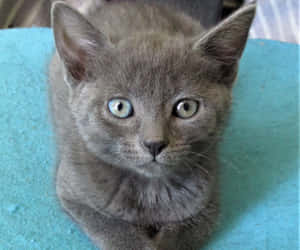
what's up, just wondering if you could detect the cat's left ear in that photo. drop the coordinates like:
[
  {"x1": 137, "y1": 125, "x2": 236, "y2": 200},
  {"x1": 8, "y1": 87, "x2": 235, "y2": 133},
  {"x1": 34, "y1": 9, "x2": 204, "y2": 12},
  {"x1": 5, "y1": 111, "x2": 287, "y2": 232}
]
[
  {"x1": 193, "y1": 3, "x2": 256, "y2": 65},
  {"x1": 51, "y1": 1, "x2": 110, "y2": 85}
]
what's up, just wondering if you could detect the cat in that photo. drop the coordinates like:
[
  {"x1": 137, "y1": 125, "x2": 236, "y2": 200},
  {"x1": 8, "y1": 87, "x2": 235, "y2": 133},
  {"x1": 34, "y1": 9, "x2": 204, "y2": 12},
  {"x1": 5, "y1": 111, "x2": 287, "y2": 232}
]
[{"x1": 48, "y1": 1, "x2": 256, "y2": 249}]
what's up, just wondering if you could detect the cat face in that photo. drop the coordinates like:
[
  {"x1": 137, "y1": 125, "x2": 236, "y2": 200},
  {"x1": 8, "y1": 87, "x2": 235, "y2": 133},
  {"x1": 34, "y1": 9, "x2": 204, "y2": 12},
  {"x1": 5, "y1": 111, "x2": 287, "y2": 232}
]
[
  {"x1": 70, "y1": 43, "x2": 232, "y2": 177},
  {"x1": 52, "y1": 2, "x2": 255, "y2": 177}
]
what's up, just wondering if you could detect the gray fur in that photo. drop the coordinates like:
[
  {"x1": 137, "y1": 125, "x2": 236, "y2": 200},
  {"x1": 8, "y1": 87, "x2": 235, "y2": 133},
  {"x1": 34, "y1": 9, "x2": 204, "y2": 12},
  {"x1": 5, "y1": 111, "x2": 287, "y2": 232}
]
[{"x1": 49, "y1": 1, "x2": 256, "y2": 249}]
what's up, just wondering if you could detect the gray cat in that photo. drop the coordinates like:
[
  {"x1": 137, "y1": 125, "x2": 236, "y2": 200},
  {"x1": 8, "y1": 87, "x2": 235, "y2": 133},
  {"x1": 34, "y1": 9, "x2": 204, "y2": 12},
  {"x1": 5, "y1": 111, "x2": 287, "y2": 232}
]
[{"x1": 49, "y1": 1, "x2": 255, "y2": 249}]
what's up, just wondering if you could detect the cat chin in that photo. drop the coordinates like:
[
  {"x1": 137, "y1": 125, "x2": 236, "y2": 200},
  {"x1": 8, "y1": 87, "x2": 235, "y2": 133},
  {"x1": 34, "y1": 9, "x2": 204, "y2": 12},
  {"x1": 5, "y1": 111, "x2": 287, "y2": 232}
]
[{"x1": 131, "y1": 161, "x2": 166, "y2": 178}]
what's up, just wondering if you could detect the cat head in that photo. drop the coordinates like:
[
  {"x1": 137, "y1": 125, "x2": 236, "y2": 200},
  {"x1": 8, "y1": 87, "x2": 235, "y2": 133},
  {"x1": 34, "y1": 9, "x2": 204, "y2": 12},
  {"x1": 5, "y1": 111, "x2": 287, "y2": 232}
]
[{"x1": 51, "y1": 2, "x2": 255, "y2": 178}]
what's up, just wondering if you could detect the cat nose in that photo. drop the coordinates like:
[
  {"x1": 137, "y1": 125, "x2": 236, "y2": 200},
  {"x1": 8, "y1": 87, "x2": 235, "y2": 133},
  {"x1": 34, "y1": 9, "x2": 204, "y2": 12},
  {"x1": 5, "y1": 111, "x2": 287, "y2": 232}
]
[{"x1": 143, "y1": 140, "x2": 168, "y2": 157}]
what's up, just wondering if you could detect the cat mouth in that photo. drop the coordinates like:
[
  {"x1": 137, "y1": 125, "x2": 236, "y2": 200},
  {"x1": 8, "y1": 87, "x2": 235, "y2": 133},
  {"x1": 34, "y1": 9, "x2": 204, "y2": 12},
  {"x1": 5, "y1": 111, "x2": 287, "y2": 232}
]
[
  {"x1": 151, "y1": 157, "x2": 158, "y2": 163},
  {"x1": 136, "y1": 160, "x2": 165, "y2": 178},
  {"x1": 142, "y1": 160, "x2": 162, "y2": 168}
]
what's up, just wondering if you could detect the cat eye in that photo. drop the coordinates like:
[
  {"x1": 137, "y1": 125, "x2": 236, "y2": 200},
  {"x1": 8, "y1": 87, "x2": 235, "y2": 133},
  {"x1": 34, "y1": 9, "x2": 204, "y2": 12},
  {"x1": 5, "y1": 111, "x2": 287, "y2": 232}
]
[
  {"x1": 173, "y1": 99, "x2": 199, "y2": 119},
  {"x1": 108, "y1": 98, "x2": 133, "y2": 118}
]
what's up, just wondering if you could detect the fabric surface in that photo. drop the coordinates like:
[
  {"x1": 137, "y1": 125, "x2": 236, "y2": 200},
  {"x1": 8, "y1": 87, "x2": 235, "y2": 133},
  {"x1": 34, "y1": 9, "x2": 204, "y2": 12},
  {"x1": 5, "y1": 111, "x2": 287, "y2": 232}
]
[
  {"x1": 0, "y1": 28, "x2": 298, "y2": 250},
  {"x1": 246, "y1": 0, "x2": 299, "y2": 44}
]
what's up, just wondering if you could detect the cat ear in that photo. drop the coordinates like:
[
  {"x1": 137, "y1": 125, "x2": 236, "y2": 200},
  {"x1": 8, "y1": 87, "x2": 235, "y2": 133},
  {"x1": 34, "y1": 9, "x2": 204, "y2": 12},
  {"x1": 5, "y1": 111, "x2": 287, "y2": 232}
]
[
  {"x1": 51, "y1": 1, "x2": 109, "y2": 84},
  {"x1": 193, "y1": 3, "x2": 256, "y2": 65}
]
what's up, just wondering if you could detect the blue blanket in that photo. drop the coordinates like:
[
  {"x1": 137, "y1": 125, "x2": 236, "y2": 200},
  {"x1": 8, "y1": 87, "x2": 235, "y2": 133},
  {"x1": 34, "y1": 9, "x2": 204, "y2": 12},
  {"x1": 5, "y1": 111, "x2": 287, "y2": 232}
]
[{"x1": 0, "y1": 28, "x2": 298, "y2": 250}]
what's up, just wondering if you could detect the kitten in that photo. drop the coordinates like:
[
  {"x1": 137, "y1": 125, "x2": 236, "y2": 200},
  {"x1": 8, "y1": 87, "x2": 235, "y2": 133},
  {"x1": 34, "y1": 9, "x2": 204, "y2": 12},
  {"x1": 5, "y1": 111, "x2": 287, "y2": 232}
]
[{"x1": 49, "y1": 1, "x2": 255, "y2": 249}]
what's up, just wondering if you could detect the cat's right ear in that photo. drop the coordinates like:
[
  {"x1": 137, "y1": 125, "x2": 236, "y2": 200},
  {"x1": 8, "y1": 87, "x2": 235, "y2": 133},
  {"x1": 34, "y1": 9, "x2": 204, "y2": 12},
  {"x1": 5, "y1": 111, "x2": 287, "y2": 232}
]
[
  {"x1": 51, "y1": 1, "x2": 110, "y2": 85},
  {"x1": 192, "y1": 3, "x2": 256, "y2": 65}
]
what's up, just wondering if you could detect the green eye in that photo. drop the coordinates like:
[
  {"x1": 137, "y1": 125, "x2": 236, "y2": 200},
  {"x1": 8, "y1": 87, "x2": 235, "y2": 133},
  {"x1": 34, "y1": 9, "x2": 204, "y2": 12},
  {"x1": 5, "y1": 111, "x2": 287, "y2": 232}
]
[
  {"x1": 174, "y1": 99, "x2": 199, "y2": 119},
  {"x1": 108, "y1": 98, "x2": 133, "y2": 118}
]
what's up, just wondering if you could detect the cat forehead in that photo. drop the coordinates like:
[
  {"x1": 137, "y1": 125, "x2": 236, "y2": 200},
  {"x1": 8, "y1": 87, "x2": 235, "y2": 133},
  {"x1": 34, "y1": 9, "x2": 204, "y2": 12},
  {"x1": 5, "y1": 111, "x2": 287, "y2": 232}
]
[
  {"x1": 111, "y1": 48, "x2": 215, "y2": 88},
  {"x1": 93, "y1": 35, "x2": 220, "y2": 100}
]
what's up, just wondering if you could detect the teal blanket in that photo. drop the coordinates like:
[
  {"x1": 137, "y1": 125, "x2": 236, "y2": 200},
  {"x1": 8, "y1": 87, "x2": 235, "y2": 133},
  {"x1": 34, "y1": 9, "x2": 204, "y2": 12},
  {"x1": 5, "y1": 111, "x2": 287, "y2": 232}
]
[{"x1": 0, "y1": 28, "x2": 298, "y2": 249}]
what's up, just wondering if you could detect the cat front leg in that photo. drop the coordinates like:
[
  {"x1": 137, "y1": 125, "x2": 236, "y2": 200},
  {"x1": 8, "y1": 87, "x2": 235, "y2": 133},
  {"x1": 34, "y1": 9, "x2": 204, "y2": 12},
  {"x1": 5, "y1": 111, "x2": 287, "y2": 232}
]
[
  {"x1": 154, "y1": 224, "x2": 210, "y2": 250},
  {"x1": 59, "y1": 198, "x2": 157, "y2": 250},
  {"x1": 155, "y1": 200, "x2": 218, "y2": 250}
]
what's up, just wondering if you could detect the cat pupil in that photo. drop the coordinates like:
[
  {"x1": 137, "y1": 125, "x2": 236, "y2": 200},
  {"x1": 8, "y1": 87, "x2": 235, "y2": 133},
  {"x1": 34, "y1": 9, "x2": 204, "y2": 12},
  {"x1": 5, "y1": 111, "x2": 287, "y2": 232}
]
[
  {"x1": 117, "y1": 102, "x2": 123, "y2": 111},
  {"x1": 183, "y1": 102, "x2": 190, "y2": 111}
]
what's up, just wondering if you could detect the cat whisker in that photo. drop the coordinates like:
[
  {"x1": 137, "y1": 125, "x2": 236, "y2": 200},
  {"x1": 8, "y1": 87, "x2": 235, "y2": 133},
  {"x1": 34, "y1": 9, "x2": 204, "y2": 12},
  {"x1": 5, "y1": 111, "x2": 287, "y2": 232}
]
[
  {"x1": 184, "y1": 151, "x2": 211, "y2": 161},
  {"x1": 180, "y1": 160, "x2": 194, "y2": 175},
  {"x1": 183, "y1": 157, "x2": 210, "y2": 176},
  {"x1": 191, "y1": 164, "x2": 209, "y2": 176}
]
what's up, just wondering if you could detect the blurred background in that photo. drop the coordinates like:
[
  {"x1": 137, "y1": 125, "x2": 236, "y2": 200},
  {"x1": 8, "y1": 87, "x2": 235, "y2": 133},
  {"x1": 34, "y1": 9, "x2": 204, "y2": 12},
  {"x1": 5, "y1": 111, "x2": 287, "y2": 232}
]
[
  {"x1": 0, "y1": 0, "x2": 298, "y2": 44},
  {"x1": 0, "y1": 0, "x2": 242, "y2": 28}
]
